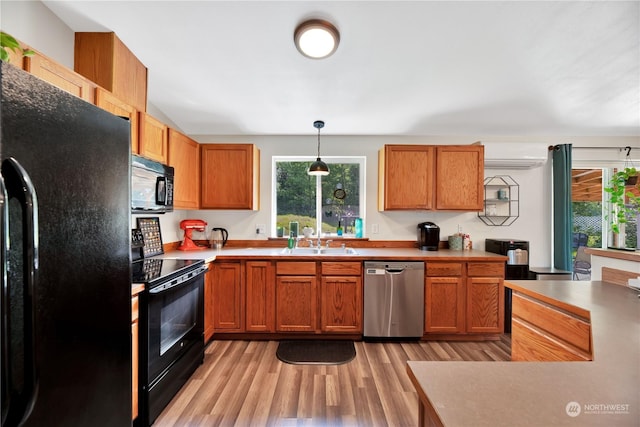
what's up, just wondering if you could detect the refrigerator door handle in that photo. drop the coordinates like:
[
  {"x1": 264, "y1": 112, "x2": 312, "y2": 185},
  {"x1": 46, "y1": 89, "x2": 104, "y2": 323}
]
[
  {"x1": 1, "y1": 177, "x2": 10, "y2": 426},
  {"x1": 1, "y1": 158, "x2": 39, "y2": 426}
]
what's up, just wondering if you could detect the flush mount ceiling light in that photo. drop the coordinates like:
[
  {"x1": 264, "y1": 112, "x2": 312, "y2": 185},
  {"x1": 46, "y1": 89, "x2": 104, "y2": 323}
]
[
  {"x1": 294, "y1": 19, "x2": 340, "y2": 59},
  {"x1": 308, "y1": 120, "x2": 329, "y2": 176}
]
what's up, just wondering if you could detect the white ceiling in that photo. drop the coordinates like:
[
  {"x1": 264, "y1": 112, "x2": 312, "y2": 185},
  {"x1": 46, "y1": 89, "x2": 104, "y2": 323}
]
[{"x1": 42, "y1": 0, "x2": 639, "y2": 137}]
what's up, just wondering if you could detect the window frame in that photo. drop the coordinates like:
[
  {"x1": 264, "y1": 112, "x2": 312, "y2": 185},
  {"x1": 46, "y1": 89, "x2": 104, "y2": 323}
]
[{"x1": 271, "y1": 155, "x2": 366, "y2": 237}]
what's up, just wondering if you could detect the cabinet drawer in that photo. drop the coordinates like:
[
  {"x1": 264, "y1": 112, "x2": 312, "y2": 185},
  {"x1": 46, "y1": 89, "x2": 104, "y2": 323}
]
[
  {"x1": 276, "y1": 261, "x2": 316, "y2": 276},
  {"x1": 511, "y1": 318, "x2": 591, "y2": 362},
  {"x1": 426, "y1": 262, "x2": 462, "y2": 277},
  {"x1": 512, "y1": 293, "x2": 591, "y2": 353},
  {"x1": 131, "y1": 295, "x2": 139, "y2": 322},
  {"x1": 467, "y1": 262, "x2": 504, "y2": 277},
  {"x1": 321, "y1": 262, "x2": 362, "y2": 276}
]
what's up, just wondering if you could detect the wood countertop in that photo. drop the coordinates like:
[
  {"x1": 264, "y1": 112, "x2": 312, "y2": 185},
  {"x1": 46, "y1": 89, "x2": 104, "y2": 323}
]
[
  {"x1": 407, "y1": 280, "x2": 640, "y2": 426},
  {"x1": 160, "y1": 247, "x2": 507, "y2": 262}
]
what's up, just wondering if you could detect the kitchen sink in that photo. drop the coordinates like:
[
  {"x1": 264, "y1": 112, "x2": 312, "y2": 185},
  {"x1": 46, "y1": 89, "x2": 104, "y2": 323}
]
[{"x1": 281, "y1": 247, "x2": 359, "y2": 255}]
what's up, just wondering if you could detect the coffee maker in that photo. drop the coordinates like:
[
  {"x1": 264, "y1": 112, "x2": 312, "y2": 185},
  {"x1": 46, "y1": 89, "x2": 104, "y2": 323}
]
[{"x1": 417, "y1": 222, "x2": 440, "y2": 251}]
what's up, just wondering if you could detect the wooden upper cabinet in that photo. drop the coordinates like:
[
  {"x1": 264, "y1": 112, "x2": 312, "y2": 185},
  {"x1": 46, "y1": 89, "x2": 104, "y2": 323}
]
[
  {"x1": 95, "y1": 88, "x2": 139, "y2": 153},
  {"x1": 378, "y1": 145, "x2": 435, "y2": 210},
  {"x1": 378, "y1": 144, "x2": 484, "y2": 211},
  {"x1": 168, "y1": 129, "x2": 200, "y2": 209},
  {"x1": 436, "y1": 145, "x2": 484, "y2": 210},
  {"x1": 74, "y1": 32, "x2": 148, "y2": 112},
  {"x1": 25, "y1": 49, "x2": 97, "y2": 103},
  {"x1": 200, "y1": 144, "x2": 260, "y2": 210},
  {"x1": 139, "y1": 112, "x2": 168, "y2": 163}
]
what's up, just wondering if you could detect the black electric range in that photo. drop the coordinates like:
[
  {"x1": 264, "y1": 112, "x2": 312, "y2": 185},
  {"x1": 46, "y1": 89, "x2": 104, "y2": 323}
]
[{"x1": 131, "y1": 257, "x2": 205, "y2": 288}]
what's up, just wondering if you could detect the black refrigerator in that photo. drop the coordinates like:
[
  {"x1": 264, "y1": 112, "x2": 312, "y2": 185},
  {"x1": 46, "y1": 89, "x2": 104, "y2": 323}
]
[{"x1": 1, "y1": 62, "x2": 132, "y2": 426}]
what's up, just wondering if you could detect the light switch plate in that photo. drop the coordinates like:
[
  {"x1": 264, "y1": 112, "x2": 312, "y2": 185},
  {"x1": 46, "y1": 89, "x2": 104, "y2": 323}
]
[
  {"x1": 371, "y1": 223, "x2": 379, "y2": 234},
  {"x1": 256, "y1": 224, "x2": 266, "y2": 235}
]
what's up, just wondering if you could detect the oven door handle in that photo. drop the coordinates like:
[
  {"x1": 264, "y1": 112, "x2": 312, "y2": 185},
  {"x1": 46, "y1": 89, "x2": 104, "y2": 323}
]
[{"x1": 148, "y1": 265, "x2": 208, "y2": 294}]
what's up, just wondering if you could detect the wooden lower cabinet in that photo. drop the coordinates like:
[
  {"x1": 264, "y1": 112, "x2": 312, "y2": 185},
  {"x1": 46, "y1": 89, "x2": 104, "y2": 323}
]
[
  {"x1": 246, "y1": 261, "x2": 275, "y2": 332},
  {"x1": 204, "y1": 262, "x2": 215, "y2": 343},
  {"x1": 276, "y1": 276, "x2": 317, "y2": 332},
  {"x1": 466, "y1": 277, "x2": 503, "y2": 333},
  {"x1": 425, "y1": 261, "x2": 503, "y2": 337},
  {"x1": 425, "y1": 276, "x2": 465, "y2": 333},
  {"x1": 511, "y1": 292, "x2": 591, "y2": 361},
  {"x1": 320, "y1": 276, "x2": 362, "y2": 333},
  {"x1": 212, "y1": 261, "x2": 244, "y2": 332}
]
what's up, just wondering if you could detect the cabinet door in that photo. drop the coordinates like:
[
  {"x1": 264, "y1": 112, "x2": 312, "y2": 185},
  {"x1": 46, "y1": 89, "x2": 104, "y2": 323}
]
[
  {"x1": 466, "y1": 277, "x2": 503, "y2": 334},
  {"x1": 212, "y1": 262, "x2": 244, "y2": 332},
  {"x1": 246, "y1": 261, "x2": 275, "y2": 332},
  {"x1": 75, "y1": 32, "x2": 148, "y2": 112},
  {"x1": 425, "y1": 277, "x2": 465, "y2": 333},
  {"x1": 203, "y1": 263, "x2": 215, "y2": 343},
  {"x1": 139, "y1": 112, "x2": 168, "y2": 163},
  {"x1": 168, "y1": 129, "x2": 200, "y2": 209},
  {"x1": 276, "y1": 276, "x2": 317, "y2": 332},
  {"x1": 200, "y1": 144, "x2": 260, "y2": 210},
  {"x1": 95, "y1": 88, "x2": 139, "y2": 153},
  {"x1": 25, "y1": 51, "x2": 97, "y2": 103},
  {"x1": 378, "y1": 145, "x2": 434, "y2": 210},
  {"x1": 435, "y1": 145, "x2": 484, "y2": 210},
  {"x1": 320, "y1": 276, "x2": 362, "y2": 333}
]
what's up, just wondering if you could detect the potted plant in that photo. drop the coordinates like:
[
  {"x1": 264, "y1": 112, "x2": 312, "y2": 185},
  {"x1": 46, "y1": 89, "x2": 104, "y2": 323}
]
[
  {"x1": 1, "y1": 31, "x2": 34, "y2": 63},
  {"x1": 604, "y1": 167, "x2": 640, "y2": 248}
]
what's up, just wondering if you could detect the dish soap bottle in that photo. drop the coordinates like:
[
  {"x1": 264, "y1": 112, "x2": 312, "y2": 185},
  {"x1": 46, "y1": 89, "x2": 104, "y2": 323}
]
[
  {"x1": 337, "y1": 220, "x2": 343, "y2": 236},
  {"x1": 287, "y1": 232, "x2": 295, "y2": 249}
]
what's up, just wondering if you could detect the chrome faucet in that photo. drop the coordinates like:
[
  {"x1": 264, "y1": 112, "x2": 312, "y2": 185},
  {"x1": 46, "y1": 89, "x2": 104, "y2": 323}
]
[{"x1": 325, "y1": 239, "x2": 333, "y2": 248}]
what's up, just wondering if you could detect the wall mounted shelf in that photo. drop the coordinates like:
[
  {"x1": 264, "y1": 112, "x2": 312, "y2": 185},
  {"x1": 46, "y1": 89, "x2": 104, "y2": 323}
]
[{"x1": 478, "y1": 175, "x2": 519, "y2": 226}]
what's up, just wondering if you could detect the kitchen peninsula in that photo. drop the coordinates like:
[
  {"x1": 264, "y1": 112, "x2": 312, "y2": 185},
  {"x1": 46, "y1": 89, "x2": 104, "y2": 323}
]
[{"x1": 407, "y1": 279, "x2": 640, "y2": 426}]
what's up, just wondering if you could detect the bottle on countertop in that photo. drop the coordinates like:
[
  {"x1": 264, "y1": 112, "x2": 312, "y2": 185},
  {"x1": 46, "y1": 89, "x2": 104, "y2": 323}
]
[
  {"x1": 287, "y1": 232, "x2": 295, "y2": 249},
  {"x1": 337, "y1": 220, "x2": 343, "y2": 236}
]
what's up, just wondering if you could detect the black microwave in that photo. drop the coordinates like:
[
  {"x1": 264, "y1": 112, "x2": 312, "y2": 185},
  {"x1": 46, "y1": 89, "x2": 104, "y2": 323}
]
[{"x1": 131, "y1": 154, "x2": 174, "y2": 213}]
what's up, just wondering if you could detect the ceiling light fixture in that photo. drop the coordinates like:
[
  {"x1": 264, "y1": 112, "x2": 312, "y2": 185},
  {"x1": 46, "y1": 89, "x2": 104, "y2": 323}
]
[
  {"x1": 294, "y1": 19, "x2": 340, "y2": 59},
  {"x1": 308, "y1": 120, "x2": 329, "y2": 176}
]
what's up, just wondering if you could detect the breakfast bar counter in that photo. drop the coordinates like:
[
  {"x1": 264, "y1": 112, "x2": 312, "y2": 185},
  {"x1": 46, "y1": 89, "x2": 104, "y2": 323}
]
[{"x1": 407, "y1": 280, "x2": 640, "y2": 426}]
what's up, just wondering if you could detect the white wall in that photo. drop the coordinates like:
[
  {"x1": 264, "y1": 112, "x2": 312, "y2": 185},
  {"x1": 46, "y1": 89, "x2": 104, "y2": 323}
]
[
  {"x1": 1, "y1": 1, "x2": 74, "y2": 68},
  {"x1": 5, "y1": 1, "x2": 639, "y2": 268}
]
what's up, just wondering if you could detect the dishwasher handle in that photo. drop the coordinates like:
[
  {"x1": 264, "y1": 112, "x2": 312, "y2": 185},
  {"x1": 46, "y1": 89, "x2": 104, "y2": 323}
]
[{"x1": 385, "y1": 268, "x2": 405, "y2": 274}]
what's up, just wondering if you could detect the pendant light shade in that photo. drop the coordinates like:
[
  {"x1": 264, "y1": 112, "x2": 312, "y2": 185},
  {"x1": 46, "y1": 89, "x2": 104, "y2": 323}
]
[{"x1": 308, "y1": 120, "x2": 329, "y2": 176}]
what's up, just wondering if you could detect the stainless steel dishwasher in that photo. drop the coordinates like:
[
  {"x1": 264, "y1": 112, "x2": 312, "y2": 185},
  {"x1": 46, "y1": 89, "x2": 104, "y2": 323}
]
[{"x1": 363, "y1": 261, "x2": 425, "y2": 338}]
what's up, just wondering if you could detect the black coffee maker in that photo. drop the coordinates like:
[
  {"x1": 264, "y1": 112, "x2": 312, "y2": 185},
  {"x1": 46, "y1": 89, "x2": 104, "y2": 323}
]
[{"x1": 417, "y1": 222, "x2": 440, "y2": 251}]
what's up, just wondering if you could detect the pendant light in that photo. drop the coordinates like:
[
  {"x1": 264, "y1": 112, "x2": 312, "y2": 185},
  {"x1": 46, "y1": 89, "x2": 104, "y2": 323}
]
[{"x1": 308, "y1": 120, "x2": 329, "y2": 176}]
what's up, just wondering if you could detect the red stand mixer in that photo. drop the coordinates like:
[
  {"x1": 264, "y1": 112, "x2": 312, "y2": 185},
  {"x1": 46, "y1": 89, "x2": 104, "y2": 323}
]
[{"x1": 178, "y1": 219, "x2": 208, "y2": 251}]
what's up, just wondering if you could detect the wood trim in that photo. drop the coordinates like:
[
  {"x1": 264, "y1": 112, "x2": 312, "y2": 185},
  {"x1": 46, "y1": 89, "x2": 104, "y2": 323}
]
[
  {"x1": 602, "y1": 267, "x2": 638, "y2": 287},
  {"x1": 585, "y1": 247, "x2": 640, "y2": 262},
  {"x1": 506, "y1": 283, "x2": 591, "y2": 320}
]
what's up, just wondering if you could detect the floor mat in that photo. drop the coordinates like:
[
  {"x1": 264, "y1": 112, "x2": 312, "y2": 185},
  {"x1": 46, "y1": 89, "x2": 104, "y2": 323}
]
[{"x1": 276, "y1": 340, "x2": 356, "y2": 365}]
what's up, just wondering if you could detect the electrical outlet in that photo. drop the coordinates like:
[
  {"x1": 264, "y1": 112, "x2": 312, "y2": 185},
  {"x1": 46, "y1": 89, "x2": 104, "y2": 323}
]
[
  {"x1": 371, "y1": 223, "x2": 379, "y2": 234},
  {"x1": 256, "y1": 224, "x2": 266, "y2": 235}
]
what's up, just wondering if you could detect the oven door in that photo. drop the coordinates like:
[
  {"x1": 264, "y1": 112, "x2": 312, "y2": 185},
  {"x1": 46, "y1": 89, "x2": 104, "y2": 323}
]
[{"x1": 146, "y1": 266, "x2": 205, "y2": 383}]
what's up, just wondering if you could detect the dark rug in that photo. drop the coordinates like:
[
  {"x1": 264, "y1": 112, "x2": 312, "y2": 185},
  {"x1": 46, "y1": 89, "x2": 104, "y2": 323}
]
[{"x1": 276, "y1": 340, "x2": 356, "y2": 365}]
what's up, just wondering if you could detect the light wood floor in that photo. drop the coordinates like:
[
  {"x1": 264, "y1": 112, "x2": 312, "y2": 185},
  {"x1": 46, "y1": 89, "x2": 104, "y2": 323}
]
[{"x1": 154, "y1": 337, "x2": 511, "y2": 426}]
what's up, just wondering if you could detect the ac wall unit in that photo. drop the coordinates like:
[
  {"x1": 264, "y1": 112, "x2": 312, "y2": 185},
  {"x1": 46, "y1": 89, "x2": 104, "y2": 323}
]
[{"x1": 483, "y1": 142, "x2": 547, "y2": 170}]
